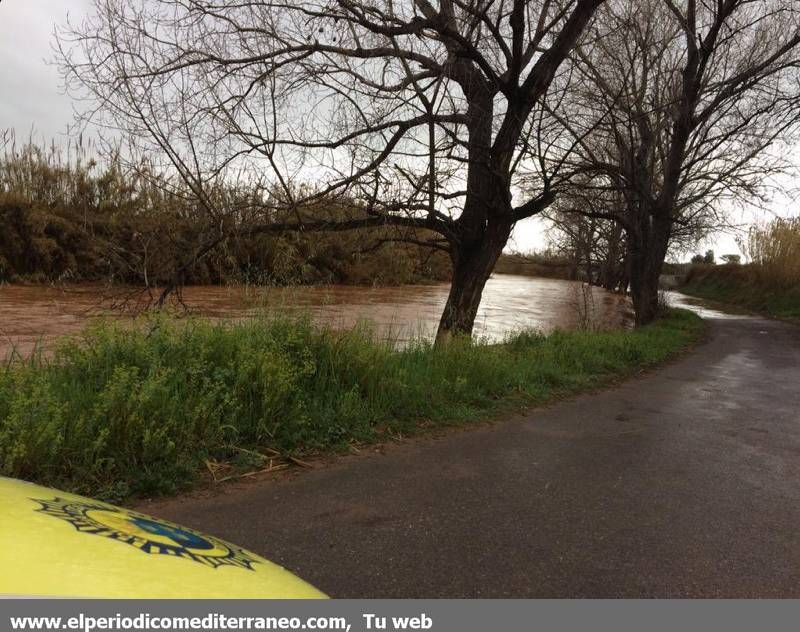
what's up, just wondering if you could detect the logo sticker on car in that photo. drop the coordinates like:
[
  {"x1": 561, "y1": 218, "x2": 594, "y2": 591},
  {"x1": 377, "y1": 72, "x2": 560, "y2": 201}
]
[{"x1": 33, "y1": 497, "x2": 260, "y2": 570}]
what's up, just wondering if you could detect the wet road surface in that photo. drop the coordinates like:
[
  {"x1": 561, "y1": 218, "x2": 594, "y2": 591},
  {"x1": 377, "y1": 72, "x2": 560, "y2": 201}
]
[{"x1": 141, "y1": 302, "x2": 800, "y2": 597}]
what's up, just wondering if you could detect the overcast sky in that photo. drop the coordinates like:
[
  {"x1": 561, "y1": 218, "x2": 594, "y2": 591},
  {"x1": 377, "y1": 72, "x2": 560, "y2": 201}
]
[
  {"x1": 0, "y1": 0, "x2": 794, "y2": 259},
  {"x1": 0, "y1": 1, "x2": 92, "y2": 139}
]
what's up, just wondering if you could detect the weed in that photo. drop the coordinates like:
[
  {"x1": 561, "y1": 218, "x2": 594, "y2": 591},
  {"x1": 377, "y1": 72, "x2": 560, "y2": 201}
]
[{"x1": 0, "y1": 310, "x2": 703, "y2": 502}]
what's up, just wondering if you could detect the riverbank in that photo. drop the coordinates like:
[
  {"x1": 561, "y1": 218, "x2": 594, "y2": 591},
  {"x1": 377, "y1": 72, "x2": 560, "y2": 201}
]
[
  {"x1": 0, "y1": 276, "x2": 632, "y2": 357},
  {"x1": 682, "y1": 264, "x2": 800, "y2": 323},
  {"x1": 0, "y1": 310, "x2": 703, "y2": 503}
]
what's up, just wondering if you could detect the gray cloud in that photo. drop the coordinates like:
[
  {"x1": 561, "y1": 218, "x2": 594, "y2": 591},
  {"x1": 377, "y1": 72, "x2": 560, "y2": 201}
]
[{"x1": 0, "y1": 0, "x2": 93, "y2": 140}]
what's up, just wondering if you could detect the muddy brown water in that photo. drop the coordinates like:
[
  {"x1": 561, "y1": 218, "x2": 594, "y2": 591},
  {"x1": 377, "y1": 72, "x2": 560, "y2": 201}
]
[{"x1": 0, "y1": 275, "x2": 632, "y2": 358}]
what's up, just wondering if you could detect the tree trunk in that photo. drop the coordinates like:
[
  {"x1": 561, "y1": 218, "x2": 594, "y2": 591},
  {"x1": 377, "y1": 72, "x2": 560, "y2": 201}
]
[
  {"x1": 435, "y1": 217, "x2": 512, "y2": 344},
  {"x1": 629, "y1": 254, "x2": 661, "y2": 325},
  {"x1": 627, "y1": 213, "x2": 671, "y2": 326},
  {"x1": 435, "y1": 85, "x2": 511, "y2": 345}
]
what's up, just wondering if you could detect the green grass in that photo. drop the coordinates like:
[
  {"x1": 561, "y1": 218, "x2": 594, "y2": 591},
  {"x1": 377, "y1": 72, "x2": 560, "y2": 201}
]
[
  {"x1": 0, "y1": 310, "x2": 703, "y2": 503},
  {"x1": 682, "y1": 264, "x2": 800, "y2": 322}
]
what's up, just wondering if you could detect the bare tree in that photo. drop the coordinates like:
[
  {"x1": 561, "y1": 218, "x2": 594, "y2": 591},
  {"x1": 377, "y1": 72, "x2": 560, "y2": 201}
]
[
  {"x1": 555, "y1": 0, "x2": 800, "y2": 324},
  {"x1": 545, "y1": 182, "x2": 630, "y2": 290},
  {"x1": 57, "y1": 0, "x2": 607, "y2": 342}
]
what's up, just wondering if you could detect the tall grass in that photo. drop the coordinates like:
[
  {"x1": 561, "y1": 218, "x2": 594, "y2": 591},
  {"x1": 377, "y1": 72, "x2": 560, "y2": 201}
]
[
  {"x1": 683, "y1": 217, "x2": 800, "y2": 320},
  {"x1": 0, "y1": 311, "x2": 703, "y2": 502},
  {"x1": 0, "y1": 134, "x2": 450, "y2": 286},
  {"x1": 746, "y1": 217, "x2": 800, "y2": 288}
]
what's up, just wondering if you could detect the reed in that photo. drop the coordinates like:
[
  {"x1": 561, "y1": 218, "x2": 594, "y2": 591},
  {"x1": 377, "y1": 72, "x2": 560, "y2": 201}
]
[
  {"x1": 0, "y1": 134, "x2": 451, "y2": 286},
  {"x1": 682, "y1": 217, "x2": 800, "y2": 320},
  {"x1": 746, "y1": 217, "x2": 800, "y2": 288}
]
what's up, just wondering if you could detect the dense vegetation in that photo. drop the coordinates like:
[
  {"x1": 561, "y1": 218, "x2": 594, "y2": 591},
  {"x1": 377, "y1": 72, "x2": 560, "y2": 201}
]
[
  {"x1": 682, "y1": 219, "x2": 800, "y2": 321},
  {"x1": 683, "y1": 265, "x2": 800, "y2": 321},
  {"x1": 1, "y1": 139, "x2": 585, "y2": 290},
  {"x1": 0, "y1": 310, "x2": 702, "y2": 503},
  {"x1": 0, "y1": 141, "x2": 450, "y2": 287},
  {"x1": 494, "y1": 252, "x2": 573, "y2": 280}
]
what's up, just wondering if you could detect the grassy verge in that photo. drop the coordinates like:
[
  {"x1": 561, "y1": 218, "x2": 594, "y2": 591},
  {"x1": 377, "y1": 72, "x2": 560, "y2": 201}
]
[
  {"x1": 682, "y1": 264, "x2": 800, "y2": 322},
  {"x1": 0, "y1": 310, "x2": 703, "y2": 503}
]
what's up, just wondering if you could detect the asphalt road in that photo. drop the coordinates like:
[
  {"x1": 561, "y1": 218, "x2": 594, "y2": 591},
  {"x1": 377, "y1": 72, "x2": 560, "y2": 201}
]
[{"x1": 142, "y1": 301, "x2": 800, "y2": 597}]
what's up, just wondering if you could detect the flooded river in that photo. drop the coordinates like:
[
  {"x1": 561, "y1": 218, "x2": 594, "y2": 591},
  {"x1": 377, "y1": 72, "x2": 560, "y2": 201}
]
[{"x1": 0, "y1": 275, "x2": 632, "y2": 357}]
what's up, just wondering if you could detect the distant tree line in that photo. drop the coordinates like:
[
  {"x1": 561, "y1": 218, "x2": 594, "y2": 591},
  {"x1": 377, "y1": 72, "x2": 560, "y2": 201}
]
[{"x1": 493, "y1": 251, "x2": 574, "y2": 280}]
